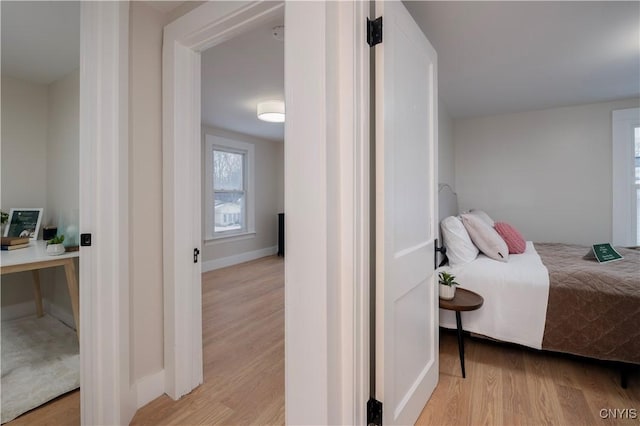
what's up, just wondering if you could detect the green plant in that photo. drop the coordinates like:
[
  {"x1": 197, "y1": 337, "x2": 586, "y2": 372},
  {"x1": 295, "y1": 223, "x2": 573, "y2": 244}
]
[
  {"x1": 48, "y1": 234, "x2": 65, "y2": 245},
  {"x1": 438, "y1": 271, "x2": 459, "y2": 287},
  {"x1": 1, "y1": 211, "x2": 8, "y2": 224}
]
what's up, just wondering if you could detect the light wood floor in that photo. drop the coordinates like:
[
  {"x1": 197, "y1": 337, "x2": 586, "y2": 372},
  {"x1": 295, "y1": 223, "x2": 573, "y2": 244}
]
[
  {"x1": 8, "y1": 256, "x2": 638, "y2": 425},
  {"x1": 417, "y1": 330, "x2": 640, "y2": 426},
  {"x1": 130, "y1": 255, "x2": 285, "y2": 425}
]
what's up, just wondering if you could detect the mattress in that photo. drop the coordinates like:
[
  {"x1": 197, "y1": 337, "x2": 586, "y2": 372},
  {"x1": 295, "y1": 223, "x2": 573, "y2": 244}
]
[{"x1": 440, "y1": 242, "x2": 640, "y2": 365}]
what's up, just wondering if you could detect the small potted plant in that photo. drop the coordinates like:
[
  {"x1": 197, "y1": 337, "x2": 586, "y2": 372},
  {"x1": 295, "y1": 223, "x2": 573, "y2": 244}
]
[
  {"x1": 438, "y1": 271, "x2": 459, "y2": 300},
  {"x1": 47, "y1": 234, "x2": 65, "y2": 256}
]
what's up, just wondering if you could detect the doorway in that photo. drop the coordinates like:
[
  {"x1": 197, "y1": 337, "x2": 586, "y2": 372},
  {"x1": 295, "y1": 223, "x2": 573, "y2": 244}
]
[
  {"x1": 1, "y1": 2, "x2": 81, "y2": 422},
  {"x1": 199, "y1": 14, "x2": 285, "y2": 422},
  {"x1": 1, "y1": 2, "x2": 132, "y2": 425},
  {"x1": 163, "y1": 2, "x2": 371, "y2": 423}
]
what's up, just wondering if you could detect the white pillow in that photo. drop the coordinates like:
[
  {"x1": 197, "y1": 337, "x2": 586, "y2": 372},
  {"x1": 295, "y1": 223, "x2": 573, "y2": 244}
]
[
  {"x1": 469, "y1": 209, "x2": 495, "y2": 227},
  {"x1": 440, "y1": 216, "x2": 479, "y2": 266},
  {"x1": 461, "y1": 213, "x2": 509, "y2": 262}
]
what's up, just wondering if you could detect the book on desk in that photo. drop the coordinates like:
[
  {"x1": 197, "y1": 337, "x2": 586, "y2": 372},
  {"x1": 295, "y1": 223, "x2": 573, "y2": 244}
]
[{"x1": 1, "y1": 237, "x2": 30, "y2": 250}]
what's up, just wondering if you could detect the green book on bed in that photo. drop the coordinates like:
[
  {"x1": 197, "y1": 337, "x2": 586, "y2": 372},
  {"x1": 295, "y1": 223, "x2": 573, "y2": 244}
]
[{"x1": 583, "y1": 243, "x2": 623, "y2": 263}]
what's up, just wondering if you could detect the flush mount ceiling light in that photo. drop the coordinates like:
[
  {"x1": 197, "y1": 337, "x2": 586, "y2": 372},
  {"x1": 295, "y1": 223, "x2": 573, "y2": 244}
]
[{"x1": 257, "y1": 100, "x2": 285, "y2": 123}]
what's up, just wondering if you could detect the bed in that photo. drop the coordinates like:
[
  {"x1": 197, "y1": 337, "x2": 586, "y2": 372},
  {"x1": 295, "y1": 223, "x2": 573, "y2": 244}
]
[{"x1": 437, "y1": 185, "x2": 640, "y2": 370}]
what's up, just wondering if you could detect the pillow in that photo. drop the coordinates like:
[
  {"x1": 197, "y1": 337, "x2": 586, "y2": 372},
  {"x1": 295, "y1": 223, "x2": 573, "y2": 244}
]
[
  {"x1": 469, "y1": 209, "x2": 495, "y2": 227},
  {"x1": 440, "y1": 216, "x2": 479, "y2": 266},
  {"x1": 460, "y1": 213, "x2": 509, "y2": 262},
  {"x1": 494, "y1": 222, "x2": 526, "y2": 254}
]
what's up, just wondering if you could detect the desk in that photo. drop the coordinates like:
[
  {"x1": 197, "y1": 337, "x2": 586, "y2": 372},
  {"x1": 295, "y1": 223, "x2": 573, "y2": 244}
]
[{"x1": 1, "y1": 241, "x2": 79, "y2": 338}]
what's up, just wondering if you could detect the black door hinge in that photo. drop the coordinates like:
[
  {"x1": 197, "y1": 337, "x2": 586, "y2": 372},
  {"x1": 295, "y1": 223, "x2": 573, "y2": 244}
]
[
  {"x1": 367, "y1": 16, "x2": 383, "y2": 47},
  {"x1": 367, "y1": 398, "x2": 383, "y2": 426},
  {"x1": 80, "y1": 233, "x2": 92, "y2": 247},
  {"x1": 194, "y1": 248, "x2": 200, "y2": 263}
]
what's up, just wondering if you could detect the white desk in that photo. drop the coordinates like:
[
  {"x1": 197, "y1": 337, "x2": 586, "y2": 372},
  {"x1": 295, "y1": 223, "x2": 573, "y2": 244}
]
[{"x1": 1, "y1": 241, "x2": 79, "y2": 338}]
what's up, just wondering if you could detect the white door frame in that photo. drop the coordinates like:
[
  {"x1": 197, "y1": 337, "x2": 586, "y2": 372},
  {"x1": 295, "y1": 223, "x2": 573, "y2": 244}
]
[
  {"x1": 79, "y1": 1, "x2": 135, "y2": 425},
  {"x1": 162, "y1": 1, "x2": 370, "y2": 423},
  {"x1": 612, "y1": 107, "x2": 640, "y2": 246}
]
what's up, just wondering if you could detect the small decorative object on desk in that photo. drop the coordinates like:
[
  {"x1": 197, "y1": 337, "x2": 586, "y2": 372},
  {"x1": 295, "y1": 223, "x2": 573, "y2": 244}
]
[
  {"x1": 438, "y1": 271, "x2": 459, "y2": 300},
  {"x1": 46, "y1": 234, "x2": 65, "y2": 256}
]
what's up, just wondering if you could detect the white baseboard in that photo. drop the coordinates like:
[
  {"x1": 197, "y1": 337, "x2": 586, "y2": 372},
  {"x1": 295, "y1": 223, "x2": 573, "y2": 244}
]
[
  {"x1": 44, "y1": 299, "x2": 76, "y2": 330},
  {"x1": 1, "y1": 300, "x2": 37, "y2": 321},
  {"x1": 202, "y1": 245, "x2": 278, "y2": 272},
  {"x1": 135, "y1": 369, "x2": 166, "y2": 409}
]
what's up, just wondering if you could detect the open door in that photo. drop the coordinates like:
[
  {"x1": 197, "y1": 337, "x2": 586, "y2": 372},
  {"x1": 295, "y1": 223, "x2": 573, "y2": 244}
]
[{"x1": 374, "y1": 1, "x2": 438, "y2": 425}]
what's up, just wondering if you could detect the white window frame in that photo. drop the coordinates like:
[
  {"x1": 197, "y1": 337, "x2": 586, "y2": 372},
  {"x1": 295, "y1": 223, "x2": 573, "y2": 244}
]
[
  {"x1": 612, "y1": 107, "x2": 640, "y2": 246},
  {"x1": 204, "y1": 133, "x2": 255, "y2": 240}
]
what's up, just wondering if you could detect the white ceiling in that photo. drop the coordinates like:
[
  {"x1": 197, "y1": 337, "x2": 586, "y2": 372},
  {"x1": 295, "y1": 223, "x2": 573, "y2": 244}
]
[
  {"x1": 201, "y1": 15, "x2": 285, "y2": 142},
  {"x1": 4, "y1": 2, "x2": 634, "y2": 133},
  {"x1": 404, "y1": 1, "x2": 640, "y2": 118},
  {"x1": 1, "y1": 1, "x2": 80, "y2": 85}
]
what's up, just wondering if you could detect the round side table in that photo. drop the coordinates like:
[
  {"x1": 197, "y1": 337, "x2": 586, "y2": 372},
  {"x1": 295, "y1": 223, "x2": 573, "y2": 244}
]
[{"x1": 439, "y1": 288, "x2": 484, "y2": 378}]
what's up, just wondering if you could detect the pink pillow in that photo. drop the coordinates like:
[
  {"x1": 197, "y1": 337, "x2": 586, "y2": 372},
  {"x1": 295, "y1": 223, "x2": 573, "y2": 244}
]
[
  {"x1": 494, "y1": 222, "x2": 526, "y2": 254},
  {"x1": 460, "y1": 213, "x2": 509, "y2": 262}
]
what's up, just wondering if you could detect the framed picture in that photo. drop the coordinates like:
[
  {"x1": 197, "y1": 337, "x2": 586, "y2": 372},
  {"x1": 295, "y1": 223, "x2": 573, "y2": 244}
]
[{"x1": 3, "y1": 208, "x2": 43, "y2": 240}]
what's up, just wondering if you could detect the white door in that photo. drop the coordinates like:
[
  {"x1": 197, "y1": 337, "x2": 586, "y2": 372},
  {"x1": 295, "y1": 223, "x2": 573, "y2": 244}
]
[{"x1": 375, "y1": 1, "x2": 439, "y2": 425}]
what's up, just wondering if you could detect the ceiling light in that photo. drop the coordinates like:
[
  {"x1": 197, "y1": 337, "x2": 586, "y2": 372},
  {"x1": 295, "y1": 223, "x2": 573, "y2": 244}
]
[{"x1": 257, "y1": 100, "x2": 285, "y2": 123}]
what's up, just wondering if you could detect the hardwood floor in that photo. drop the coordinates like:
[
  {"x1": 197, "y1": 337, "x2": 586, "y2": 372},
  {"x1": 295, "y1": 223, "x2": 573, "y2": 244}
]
[
  {"x1": 130, "y1": 255, "x2": 285, "y2": 425},
  {"x1": 6, "y1": 390, "x2": 80, "y2": 426},
  {"x1": 416, "y1": 330, "x2": 640, "y2": 426},
  {"x1": 8, "y1": 256, "x2": 638, "y2": 425}
]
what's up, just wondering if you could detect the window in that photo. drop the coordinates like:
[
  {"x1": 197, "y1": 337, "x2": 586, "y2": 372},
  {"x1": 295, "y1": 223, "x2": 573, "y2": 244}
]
[
  {"x1": 205, "y1": 134, "x2": 255, "y2": 240},
  {"x1": 612, "y1": 108, "x2": 640, "y2": 246}
]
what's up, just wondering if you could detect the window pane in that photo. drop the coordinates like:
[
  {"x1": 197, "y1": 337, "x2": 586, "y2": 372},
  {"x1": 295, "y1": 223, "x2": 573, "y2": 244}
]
[
  {"x1": 214, "y1": 191, "x2": 244, "y2": 232},
  {"x1": 213, "y1": 150, "x2": 244, "y2": 190}
]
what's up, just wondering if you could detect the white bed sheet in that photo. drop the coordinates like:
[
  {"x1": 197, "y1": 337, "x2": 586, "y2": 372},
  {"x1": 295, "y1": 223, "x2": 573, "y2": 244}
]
[{"x1": 439, "y1": 241, "x2": 550, "y2": 349}]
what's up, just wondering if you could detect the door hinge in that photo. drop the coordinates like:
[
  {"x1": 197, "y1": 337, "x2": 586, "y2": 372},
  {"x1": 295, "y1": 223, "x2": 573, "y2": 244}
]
[
  {"x1": 367, "y1": 16, "x2": 383, "y2": 47},
  {"x1": 80, "y1": 233, "x2": 92, "y2": 247},
  {"x1": 194, "y1": 248, "x2": 200, "y2": 263},
  {"x1": 367, "y1": 398, "x2": 383, "y2": 426}
]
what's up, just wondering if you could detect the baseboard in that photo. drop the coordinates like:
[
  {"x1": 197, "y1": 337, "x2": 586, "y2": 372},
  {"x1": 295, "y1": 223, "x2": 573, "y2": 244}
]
[
  {"x1": 135, "y1": 369, "x2": 166, "y2": 409},
  {"x1": 1, "y1": 301, "x2": 37, "y2": 321},
  {"x1": 43, "y1": 299, "x2": 76, "y2": 330},
  {"x1": 202, "y1": 245, "x2": 278, "y2": 272}
]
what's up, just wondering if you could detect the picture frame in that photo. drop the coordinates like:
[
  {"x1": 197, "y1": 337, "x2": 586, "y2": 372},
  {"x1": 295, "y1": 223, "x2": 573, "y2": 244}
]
[{"x1": 3, "y1": 208, "x2": 43, "y2": 240}]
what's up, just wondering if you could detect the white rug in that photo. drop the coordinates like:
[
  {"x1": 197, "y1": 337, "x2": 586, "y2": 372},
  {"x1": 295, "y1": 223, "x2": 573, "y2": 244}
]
[{"x1": 1, "y1": 314, "x2": 79, "y2": 424}]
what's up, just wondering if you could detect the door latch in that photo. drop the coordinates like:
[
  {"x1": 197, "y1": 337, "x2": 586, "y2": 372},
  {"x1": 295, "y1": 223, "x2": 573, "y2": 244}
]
[{"x1": 194, "y1": 248, "x2": 200, "y2": 263}]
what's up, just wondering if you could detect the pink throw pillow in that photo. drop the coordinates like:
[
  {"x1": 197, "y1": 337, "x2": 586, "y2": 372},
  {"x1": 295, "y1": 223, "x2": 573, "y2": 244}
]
[{"x1": 494, "y1": 222, "x2": 526, "y2": 254}]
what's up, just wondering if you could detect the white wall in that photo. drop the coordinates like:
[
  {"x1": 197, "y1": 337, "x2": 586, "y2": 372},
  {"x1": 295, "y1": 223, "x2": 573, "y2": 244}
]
[
  {"x1": 42, "y1": 69, "x2": 80, "y2": 321},
  {"x1": 127, "y1": 0, "x2": 204, "y2": 384},
  {"x1": 129, "y1": 0, "x2": 166, "y2": 382},
  {"x1": 438, "y1": 97, "x2": 454, "y2": 189},
  {"x1": 201, "y1": 126, "x2": 284, "y2": 270},
  {"x1": 1, "y1": 76, "x2": 49, "y2": 309},
  {"x1": 1, "y1": 71, "x2": 79, "y2": 324},
  {"x1": 1, "y1": 76, "x2": 49, "y2": 217},
  {"x1": 454, "y1": 97, "x2": 640, "y2": 245}
]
